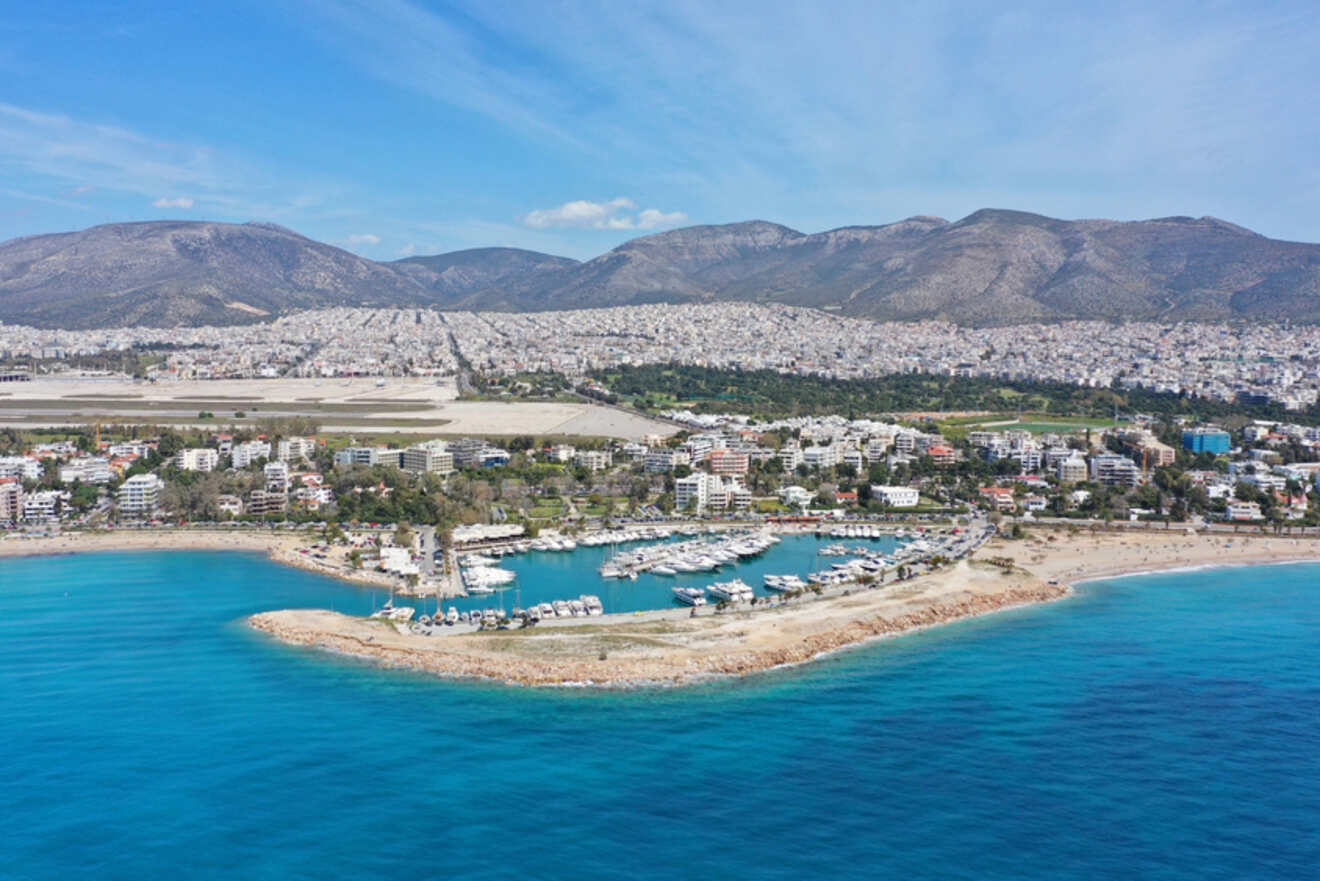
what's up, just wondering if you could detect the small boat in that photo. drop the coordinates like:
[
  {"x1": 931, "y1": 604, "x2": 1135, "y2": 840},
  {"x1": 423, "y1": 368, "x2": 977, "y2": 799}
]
[
  {"x1": 580, "y1": 595, "x2": 604, "y2": 616},
  {"x1": 652, "y1": 565, "x2": 677, "y2": 576}
]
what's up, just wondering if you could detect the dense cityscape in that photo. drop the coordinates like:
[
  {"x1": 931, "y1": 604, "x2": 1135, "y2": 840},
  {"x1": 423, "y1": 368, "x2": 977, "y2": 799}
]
[{"x1": 6, "y1": 303, "x2": 1320, "y2": 408}]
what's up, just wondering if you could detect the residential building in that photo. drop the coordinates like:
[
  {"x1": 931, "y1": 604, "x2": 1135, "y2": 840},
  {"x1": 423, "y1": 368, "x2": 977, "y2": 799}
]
[
  {"x1": 1090, "y1": 454, "x2": 1142, "y2": 487},
  {"x1": 175, "y1": 448, "x2": 219, "y2": 472},
  {"x1": 675, "y1": 472, "x2": 709, "y2": 513},
  {"x1": 776, "y1": 445, "x2": 804, "y2": 472},
  {"x1": 574, "y1": 449, "x2": 613, "y2": 472},
  {"x1": 333, "y1": 445, "x2": 402, "y2": 468},
  {"x1": 247, "y1": 489, "x2": 288, "y2": 516},
  {"x1": 0, "y1": 477, "x2": 21, "y2": 524},
  {"x1": 979, "y1": 486, "x2": 1017, "y2": 511},
  {"x1": 22, "y1": 489, "x2": 64, "y2": 522},
  {"x1": 59, "y1": 457, "x2": 111, "y2": 485},
  {"x1": 231, "y1": 440, "x2": 272, "y2": 467},
  {"x1": 779, "y1": 485, "x2": 813, "y2": 507},
  {"x1": 0, "y1": 456, "x2": 42, "y2": 480},
  {"x1": 216, "y1": 495, "x2": 243, "y2": 517},
  {"x1": 644, "y1": 448, "x2": 689, "y2": 473},
  {"x1": 277, "y1": 436, "x2": 317, "y2": 462},
  {"x1": 264, "y1": 461, "x2": 290, "y2": 493},
  {"x1": 708, "y1": 448, "x2": 749, "y2": 475},
  {"x1": 927, "y1": 444, "x2": 957, "y2": 466},
  {"x1": 870, "y1": 485, "x2": 919, "y2": 508},
  {"x1": 1057, "y1": 454, "x2": 1089, "y2": 484},
  {"x1": 803, "y1": 445, "x2": 837, "y2": 468},
  {"x1": 1226, "y1": 501, "x2": 1263, "y2": 521},
  {"x1": 117, "y1": 474, "x2": 162, "y2": 516}
]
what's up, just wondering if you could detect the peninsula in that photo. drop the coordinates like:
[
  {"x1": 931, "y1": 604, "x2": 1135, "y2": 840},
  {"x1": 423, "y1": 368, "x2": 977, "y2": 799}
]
[{"x1": 249, "y1": 529, "x2": 1320, "y2": 687}]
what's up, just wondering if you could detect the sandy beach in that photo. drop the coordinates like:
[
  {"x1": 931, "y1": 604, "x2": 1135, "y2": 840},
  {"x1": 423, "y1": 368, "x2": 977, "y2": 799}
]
[
  {"x1": 0, "y1": 528, "x2": 407, "y2": 590},
  {"x1": 248, "y1": 527, "x2": 1320, "y2": 688}
]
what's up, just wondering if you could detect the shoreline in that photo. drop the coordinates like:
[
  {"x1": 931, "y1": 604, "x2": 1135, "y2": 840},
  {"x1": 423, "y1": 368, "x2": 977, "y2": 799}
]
[
  {"x1": 11, "y1": 526, "x2": 1320, "y2": 689},
  {"x1": 247, "y1": 529, "x2": 1320, "y2": 688},
  {"x1": 0, "y1": 529, "x2": 409, "y2": 592}
]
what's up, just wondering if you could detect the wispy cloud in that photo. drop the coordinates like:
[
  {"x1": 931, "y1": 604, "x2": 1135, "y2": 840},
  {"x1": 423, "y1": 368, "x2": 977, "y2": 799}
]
[
  {"x1": 523, "y1": 198, "x2": 685, "y2": 231},
  {"x1": 287, "y1": 0, "x2": 1320, "y2": 240},
  {"x1": 341, "y1": 232, "x2": 381, "y2": 245},
  {"x1": 0, "y1": 101, "x2": 342, "y2": 226}
]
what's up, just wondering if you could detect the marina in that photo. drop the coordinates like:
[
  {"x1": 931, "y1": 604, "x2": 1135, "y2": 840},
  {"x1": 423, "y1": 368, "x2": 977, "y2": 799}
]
[{"x1": 393, "y1": 527, "x2": 962, "y2": 627}]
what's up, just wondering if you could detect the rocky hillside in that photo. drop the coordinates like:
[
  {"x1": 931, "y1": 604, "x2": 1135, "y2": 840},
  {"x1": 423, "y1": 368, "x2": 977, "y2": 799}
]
[
  {"x1": 3, "y1": 211, "x2": 1319, "y2": 327},
  {"x1": 0, "y1": 221, "x2": 426, "y2": 328}
]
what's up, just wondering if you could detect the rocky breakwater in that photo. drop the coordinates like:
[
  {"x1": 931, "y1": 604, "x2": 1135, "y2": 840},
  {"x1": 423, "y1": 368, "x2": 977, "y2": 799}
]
[{"x1": 249, "y1": 578, "x2": 1071, "y2": 688}]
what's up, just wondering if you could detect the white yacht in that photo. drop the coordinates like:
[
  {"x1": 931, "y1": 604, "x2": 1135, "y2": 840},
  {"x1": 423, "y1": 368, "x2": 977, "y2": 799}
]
[
  {"x1": 580, "y1": 595, "x2": 604, "y2": 616},
  {"x1": 672, "y1": 587, "x2": 707, "y2": 606}
]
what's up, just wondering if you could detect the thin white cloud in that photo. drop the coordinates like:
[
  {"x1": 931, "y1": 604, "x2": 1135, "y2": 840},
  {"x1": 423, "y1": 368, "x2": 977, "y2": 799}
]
[
  {"x1": 395, "y1": 242, "x2": 418, "y2": 257},
  {"x1": 522, "y1": 197, "x2": 686, "y2": 231},
  {"x1": 152, "y1": 196, "x2": 194, "y2": 208},
  {"x1": 343, "y1": 232, "x2": 381, "y2": 245}
]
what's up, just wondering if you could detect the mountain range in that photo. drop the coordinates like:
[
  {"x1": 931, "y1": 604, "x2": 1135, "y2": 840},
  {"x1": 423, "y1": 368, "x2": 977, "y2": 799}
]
[{"x1": 2, "y1": 209, "x2": 1319, "y2": 328}]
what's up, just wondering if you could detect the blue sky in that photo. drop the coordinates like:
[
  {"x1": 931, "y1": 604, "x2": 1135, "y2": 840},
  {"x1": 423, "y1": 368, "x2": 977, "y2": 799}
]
[{"x1": 1, "y1": 0, "x2": 1317, "y2": 260}]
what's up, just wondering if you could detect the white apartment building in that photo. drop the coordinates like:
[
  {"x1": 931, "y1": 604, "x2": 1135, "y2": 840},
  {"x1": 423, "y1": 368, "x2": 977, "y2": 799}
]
[
  {"x1": 870, "y1": 485, "x2": 919, "y2": 508},
  {"x1": 175, "y1": 448, "x2": 219, "y2": 472},
  {"x1": 402, "y1": 442, "x2": 455, "y2": 476},
  {"x1": 675, "y1": 472, "x2": 709, "y2": 512},
  {"x1": 333, "y1": 446, "x2": 403, "y2": 468},
  {"x1": 231, "y1": 440, "x2": 272, "y2": 467},
  {"x1": 108, "y1": 441, "x2": 156, "y2": 459},
  {"x1": 1058, "y1": 454, "x2": 1089, "y2": 484},
  {"x1": 0, "y1": 456, "x2": 43, "y2": 480},
  {"x1": 574, "y1": 449, "x2": 613, "y2": 472},
  {"x1": 59, "y1": 457, "x2": 111, "y2": 485},
  {"x1": 777, "y1": 446, "x2": 804, "y2": 472},
  {"x1": 803, "y1": 445, "x2": 838, "y2": 468},
  {"x1": 277, "y1": 436, "x2": 317, "y2": 462},
  {"x1": 22, "y1": 489, "x2": 63, "y2": 522},
  {"x1": 216, "y1": 495, "x2": 244, "y2": 517},
  {"x1": 780, "y1": 485, "x2": 812, "y2": 507},
  {"x1": 644, "y1": 448, "x2": 690, "y2": 473},
  {"x1": 264, "y1": 461, "x2": 291, "y2": 493},
  {"x1": 117, "y1": 474, "x2": 162, "y2": 516},
  {"x1": 1090, "y1": 454, "x2": 1142, "y2": 488}
]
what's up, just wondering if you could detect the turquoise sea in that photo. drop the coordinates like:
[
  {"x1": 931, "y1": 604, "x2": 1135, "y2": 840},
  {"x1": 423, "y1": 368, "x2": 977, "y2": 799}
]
[{"x1": 2, "y1": 550, "x2": 1318, "y2": 880}]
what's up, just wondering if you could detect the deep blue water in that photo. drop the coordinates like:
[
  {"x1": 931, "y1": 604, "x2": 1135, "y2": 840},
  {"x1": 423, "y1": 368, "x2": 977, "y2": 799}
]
[
  {"x1": 2, "y1": 550, "x2": 1318, "y2": 880},
  {"x1": 443, "y1": 533, "x2": 900, "y2": 616}
]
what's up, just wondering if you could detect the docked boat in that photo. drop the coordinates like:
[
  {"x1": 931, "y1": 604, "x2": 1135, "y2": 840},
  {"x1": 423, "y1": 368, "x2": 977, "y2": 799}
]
[
  {"x1": 706, "y1": 579, "x2": 754, "y2": 602},
  {"x1": 580, "y1": 594, "x2": 604, "y2": 616},
  {"x1": 652, "y1": 564, "x2": 677, "y2": 576},
  {"x1": 672, "y1": 587, "x2": 707, "y2": 606},
  {"x1": 369, "y1": 598, "x2": 416, "y2": 621}
]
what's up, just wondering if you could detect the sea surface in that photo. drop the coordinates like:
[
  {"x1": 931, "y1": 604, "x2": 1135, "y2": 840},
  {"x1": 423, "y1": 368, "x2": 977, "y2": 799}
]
[{"x1": 1, "y1": 550, "x2": 1318, "y2": 880}]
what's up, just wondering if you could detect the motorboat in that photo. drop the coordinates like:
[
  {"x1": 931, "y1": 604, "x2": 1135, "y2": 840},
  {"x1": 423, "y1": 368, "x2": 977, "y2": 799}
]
[{"x1": 672, "y1": 587, "x2": 707, "y2": 606}]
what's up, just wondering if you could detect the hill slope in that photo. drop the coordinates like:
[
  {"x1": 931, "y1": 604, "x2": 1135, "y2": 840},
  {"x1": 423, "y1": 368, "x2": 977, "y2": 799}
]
[
  {"x1": 471, "y1": 210, "x2": 1320, "y2": 324},
  {"x1": 3, "y1": 211, "x2": 1320, "y2": 327},
  {"x1": 0, "y1": 220, "x2": 430, "y2": 328}
]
